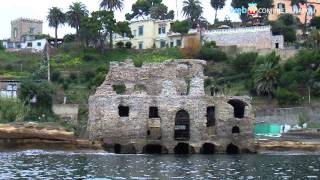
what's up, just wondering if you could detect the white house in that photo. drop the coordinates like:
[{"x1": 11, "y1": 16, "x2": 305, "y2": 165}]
[
  {"x1": 2, "y1": 38, "x2": 47, "y2": 53},
  {"x1": 114, "y1": 18, "x2": 183, "y2": 49}
]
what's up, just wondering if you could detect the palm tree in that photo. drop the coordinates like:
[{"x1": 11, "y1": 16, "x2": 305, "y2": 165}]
[
  {"x1": 254, "y1": 62, "x2": 280, "y2": 99},
  {"x1": 66, "y1": 2, "x2": 89, "y2": 35},
  {"x1": 210, "y1": 0, "x2": 225, "y2": 24},
  {"x1": 182, "y1": 0, "x2": 203, "y2": 28},
  {"x1": 47, "y1": 7, "x2": 65, "y2": 47},
  {"x1": 100, "y1": 0, "x2": 123, "y2": 11}
]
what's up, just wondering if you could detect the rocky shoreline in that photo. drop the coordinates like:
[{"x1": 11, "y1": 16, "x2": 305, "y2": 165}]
[
  {"x1": 256, "y1": 139, "x2": 320, "y2": 153},
  {"x1": 0, "y1": 123, "x2": 102, "y2": 151},
  {"x1": 1, "y1": 123, "x2": 320, "y2": 154}
]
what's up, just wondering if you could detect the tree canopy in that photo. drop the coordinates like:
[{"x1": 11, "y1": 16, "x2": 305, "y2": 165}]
[
  {"x1": 125, "y1": 0, "x2": 174, "y2": 20},
  {"x1": 66, "y1": 2, "x2": 89, "y2": 34},
  {"x1": 47, "y1": 7, "x2": 65, "y2": 46},
  {"x1": 100, "y1": 0, "x2": 124, "y2": 11},
  {"x1": 182, "y1": 0, "x2": 203, "y2": 28},
  {"x1": 210, "y1": 0, "x2": 225, "y2": 23},
  {"x1": 171, "y1": 20, "x2": 191, "y2": 34}
]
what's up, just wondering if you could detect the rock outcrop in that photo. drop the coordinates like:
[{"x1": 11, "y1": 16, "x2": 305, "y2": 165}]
[
  {"x1": 0, "y1": 123, "x2": 102, "y2": 151},
  {"x1": 256, "y1": 139, "x2": 320, "y2": 152}
]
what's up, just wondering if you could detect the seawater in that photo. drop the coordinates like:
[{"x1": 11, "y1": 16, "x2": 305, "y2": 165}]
[{"x1": 0, "y1": 150, "x2": 319, "y2": 179}]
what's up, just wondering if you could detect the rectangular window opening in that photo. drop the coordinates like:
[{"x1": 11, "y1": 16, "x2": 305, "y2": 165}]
[
  {"x1": 206, "y1": 106, "x2": 216, "y2": 127},
  {"x1": 176, "y1": 39, "x2": 182, "y2": 47},
  {"x1": 138, "y1": 26, "x2": 144, "y2": 36},
  {"x1": 119, "y1": 106, "x2": 129, "y2": 117},
  {"x1": 149, "y1": 107, "x2": 159, "y2": 118},
  {"x1": 138, "y1": 42, "x2": 144, "y2": 49}
]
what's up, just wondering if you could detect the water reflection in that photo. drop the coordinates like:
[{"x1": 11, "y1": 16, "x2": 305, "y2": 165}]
[{"x1": 0, "y1": 150, "x2": 319, "y2": 179}]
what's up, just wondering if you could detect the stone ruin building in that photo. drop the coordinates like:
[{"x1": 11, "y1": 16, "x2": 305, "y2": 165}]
[{"x1": 87, "y1": 59, "x2": 255, "y2": 154}]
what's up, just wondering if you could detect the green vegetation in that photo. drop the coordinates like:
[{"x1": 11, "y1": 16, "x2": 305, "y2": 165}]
[
  {"x1": 171, "y1": 20, "x2": 191, "y2": 35},
  {"x1": 51, "y1": 46, "x2": 183, "y2": 72},
  {"x1": 307, "y1": 122, "x2": 320, "y2": 128},
  {"x1": 198, "y1": 47, "x2": 227, "y2": 62},
  {"x1": 270, "y1": 14, "x2": 299, "y2": 43},
  {"x1": 0, "y1": 98, "x2": 30, "y2": 123},
  {"x1": 210, "y1": 0, "x2": 226, "y2": 24},
  {"x1": 202, "y1": 45, "x2": 320, "y2": 106},
  {"x1": 112, "y1": 85, "x2": 126, "y2": 94},
  {"x1": 0, "y1": 50, "x2": 41, "y2": 78},
  {"x1": 275, "y1": 88, "x2": 301, "y2": 106},
  {"x1": 134, "y1": 84, "x2": 146, "y2": 92},
  {"x1": 125, "y1": 0, "x2": 174, "y2": 21}
]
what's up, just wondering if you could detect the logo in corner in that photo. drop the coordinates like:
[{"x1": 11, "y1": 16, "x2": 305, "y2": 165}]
[{"x1": 248, "y1": 3, "x2": 258, "y2": 15}]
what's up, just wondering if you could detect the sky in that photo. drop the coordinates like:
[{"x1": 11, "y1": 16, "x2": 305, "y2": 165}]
[{"x1": 0, "y1": 0, "x2": 240, "y2": 39}]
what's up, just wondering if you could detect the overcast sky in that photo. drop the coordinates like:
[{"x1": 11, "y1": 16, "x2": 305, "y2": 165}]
[{"x1": 0, "y1": 0, "x2": 240, "y2": 39}]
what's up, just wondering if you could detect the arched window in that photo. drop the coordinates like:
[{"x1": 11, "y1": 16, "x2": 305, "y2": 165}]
[
  {"x1": 226, "y1": 143, "x2": 239, "y2": 154},
  {"x1": 227, "y1": 99, "x2": 247, "y2": 119},
  {"x1": 232, "y1": 126, "x2": 240, "y2": 134},
  {"x1": 174, "y1": 143, "x2": 194, "y2": 154},
  {"x1": 308, "y1": 5, "x2": 316, "y2": 16},
  {"x1": 143, "y1": 144, "x2": 163, "y2": 154},
  {"x1": 292, "y1": 4, "x2": 300, "y2": 14},
  {"x1": 174, "y1": 110, "x2": 190, "y2": 140},
  {"x1": 200, "y1": 143, "x2": 216, "y2": 154}
]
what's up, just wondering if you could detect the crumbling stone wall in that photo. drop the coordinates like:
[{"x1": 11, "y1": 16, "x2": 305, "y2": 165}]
[{"x1": 87, "y1": 59, "x2": 255, "y2": 154}]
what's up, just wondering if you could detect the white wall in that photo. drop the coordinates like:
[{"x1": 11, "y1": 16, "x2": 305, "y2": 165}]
[{"x1": 20, "y1": 39, "x2": 46, "y2": 52}]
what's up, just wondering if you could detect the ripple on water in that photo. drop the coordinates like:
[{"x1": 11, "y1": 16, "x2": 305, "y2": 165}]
[{"x1": 0, "y1": 152, "x2": 319, "y2": 179}]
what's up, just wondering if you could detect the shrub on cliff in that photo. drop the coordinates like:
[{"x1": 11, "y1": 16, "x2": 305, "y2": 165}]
[
  {"x1": 112, "y1": 84, "x2": 126, "y2": 94},
  {"x1": 275, "y1": 88, "x2": 301, "y2": 106},
  {"x1": 51, "y1": 71, "x2": 61, "y2": 82},
  {"x1": 231, "y1": 52, "x2": 258, "y2": 73},
  {"x1": 198, "y1": 48, "x2": 227, "y2": 62},
  {"x1": 89, "y1": 73, "x2": 105, "y2": 88},
  {"x1": 69, "y1": 72, "x2": 78, "y2": 82}
]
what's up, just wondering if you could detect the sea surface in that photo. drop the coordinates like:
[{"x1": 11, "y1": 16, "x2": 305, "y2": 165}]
[{"x1": 0, "y1": 150, "x2": 319, "y2": 179}]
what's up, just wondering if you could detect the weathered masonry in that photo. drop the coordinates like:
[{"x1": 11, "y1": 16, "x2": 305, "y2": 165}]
[{"x1": 87, "y1": 59, "x2": 255, "y2": 154}]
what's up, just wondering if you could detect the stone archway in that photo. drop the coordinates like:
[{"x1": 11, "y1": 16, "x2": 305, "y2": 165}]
[
  {"x1": 200, "y1": 143, "x2": 216, "y2": 154},
  {"x1": 174, "y1": 110, "x2": 190, "y2": 140},
  {"x1": 174, "y1": 143, "x2": 194, "y2": 154},
  {"x1": 226, "y1": 143, "x2": 239, "y2": 154},
  {"x1": 143, "y1": 144, "x2": 163, "y2": 154},
  {"x1": 114, "y1": 144, "x2": 121, "y2": 154}
]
